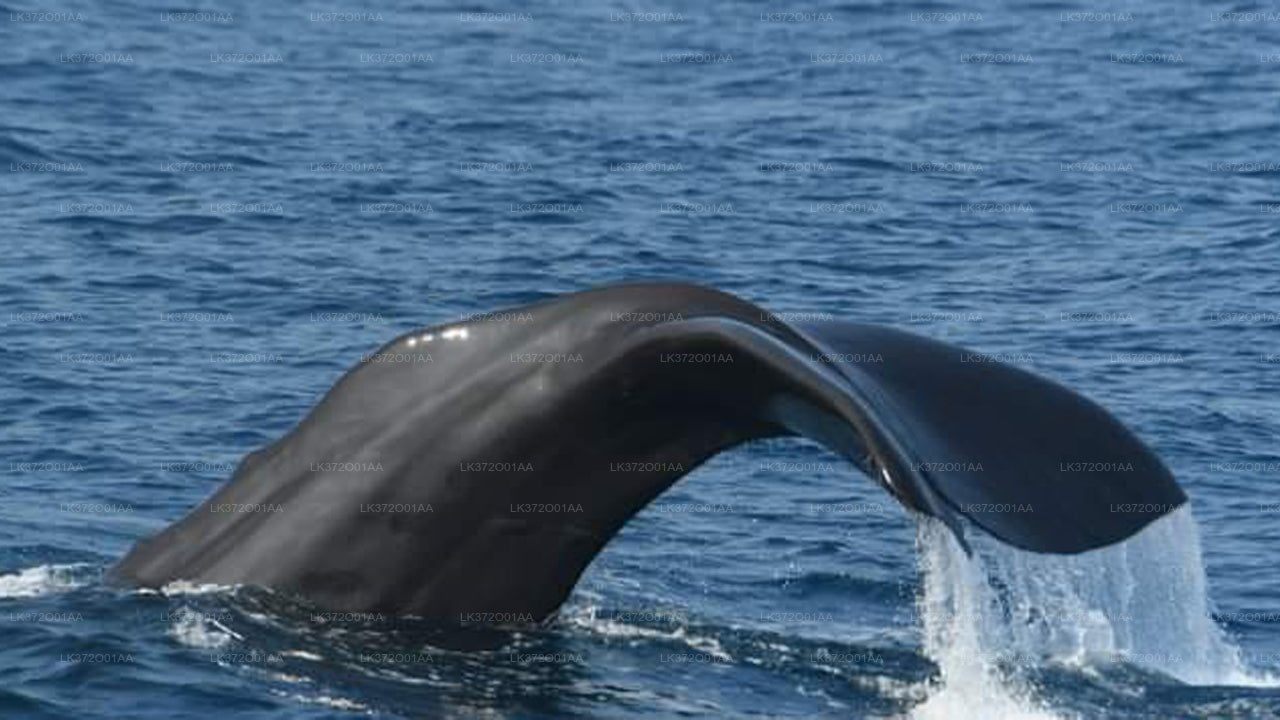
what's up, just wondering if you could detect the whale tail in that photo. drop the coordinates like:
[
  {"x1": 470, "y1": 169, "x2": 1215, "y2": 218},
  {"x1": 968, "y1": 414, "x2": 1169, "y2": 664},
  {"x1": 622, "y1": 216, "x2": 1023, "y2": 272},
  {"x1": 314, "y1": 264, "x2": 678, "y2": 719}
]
[
  {"x1": 110, "y1": 284, "x2": 1185, "y2": 620},
  {"x1": 790, "y1": 320, "x2": 1184, "y2": 553}
]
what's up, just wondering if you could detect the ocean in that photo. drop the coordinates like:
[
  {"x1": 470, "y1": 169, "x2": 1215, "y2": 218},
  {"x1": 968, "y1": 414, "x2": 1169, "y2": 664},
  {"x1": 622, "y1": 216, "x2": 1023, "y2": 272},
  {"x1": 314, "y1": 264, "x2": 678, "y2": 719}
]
[{"x1": 3, "y1": 1, "x2": 1280, "y2": 717}]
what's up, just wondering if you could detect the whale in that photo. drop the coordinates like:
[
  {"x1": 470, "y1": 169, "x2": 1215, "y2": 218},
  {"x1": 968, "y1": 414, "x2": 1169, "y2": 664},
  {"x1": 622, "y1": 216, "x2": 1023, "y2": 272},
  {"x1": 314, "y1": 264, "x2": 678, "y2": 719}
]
[{"x1": 109, "y1": 283, "x2": 1186, "y2": 622}]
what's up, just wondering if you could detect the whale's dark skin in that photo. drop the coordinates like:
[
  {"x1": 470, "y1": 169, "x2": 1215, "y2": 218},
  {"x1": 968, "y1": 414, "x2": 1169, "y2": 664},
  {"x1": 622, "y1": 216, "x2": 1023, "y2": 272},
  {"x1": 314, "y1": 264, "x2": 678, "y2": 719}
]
[{"x1": 109, "y1": 283, "x2": 1186, "y2": 622}]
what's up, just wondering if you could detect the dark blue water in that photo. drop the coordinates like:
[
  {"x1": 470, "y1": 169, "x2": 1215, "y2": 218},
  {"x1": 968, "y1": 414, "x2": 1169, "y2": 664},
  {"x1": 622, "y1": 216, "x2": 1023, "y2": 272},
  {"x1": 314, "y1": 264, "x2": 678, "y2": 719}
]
[{"x1": 3, "y1": 1, "x2": 1280, "y2": 717}]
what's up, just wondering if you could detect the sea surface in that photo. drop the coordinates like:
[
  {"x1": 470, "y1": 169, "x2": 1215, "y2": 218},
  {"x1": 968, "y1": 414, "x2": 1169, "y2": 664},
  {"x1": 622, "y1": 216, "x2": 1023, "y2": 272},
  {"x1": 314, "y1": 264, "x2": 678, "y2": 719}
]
[{"x1": 2, "y1": 1, "x2": 1280, "y2": 718}]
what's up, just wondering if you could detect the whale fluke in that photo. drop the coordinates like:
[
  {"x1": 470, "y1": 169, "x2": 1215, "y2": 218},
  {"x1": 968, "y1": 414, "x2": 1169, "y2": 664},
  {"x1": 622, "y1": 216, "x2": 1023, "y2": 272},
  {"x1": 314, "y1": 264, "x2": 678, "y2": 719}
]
[{"x1": 109, "y1": 283, "x2": 1186, "y2": 621}]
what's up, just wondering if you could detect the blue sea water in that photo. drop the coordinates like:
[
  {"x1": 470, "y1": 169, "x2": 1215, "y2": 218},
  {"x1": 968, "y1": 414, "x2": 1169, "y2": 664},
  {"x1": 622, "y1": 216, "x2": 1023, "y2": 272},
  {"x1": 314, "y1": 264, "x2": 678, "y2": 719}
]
[{"x1": 3, "y1": 1, "x2": 1280, "y2": 717}]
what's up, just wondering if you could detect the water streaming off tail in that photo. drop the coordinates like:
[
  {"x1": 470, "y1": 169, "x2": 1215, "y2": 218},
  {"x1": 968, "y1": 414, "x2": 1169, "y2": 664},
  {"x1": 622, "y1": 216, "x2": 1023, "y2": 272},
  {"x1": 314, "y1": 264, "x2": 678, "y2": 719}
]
[{"x1": 911, "y1": 506, "x2": 1270, "y2": 719}]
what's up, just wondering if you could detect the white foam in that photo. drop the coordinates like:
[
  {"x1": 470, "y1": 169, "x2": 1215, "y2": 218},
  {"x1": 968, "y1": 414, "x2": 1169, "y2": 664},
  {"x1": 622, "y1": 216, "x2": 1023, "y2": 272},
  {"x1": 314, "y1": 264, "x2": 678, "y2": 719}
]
[
  {"x1": 276, "y1": 692, "x2": 370, "y2": 713},
  {"x1": 167, "y1": 607, "x2": 240, "y2": 648},
  {"x1": 157, "y1": 580, "x2": 239, "y2": 596},
  {"x1": 281, "y1": 649, "x2": 325, "y2": 662},
  {"x1": 911, "y1": 506, "x2": 1275, "y2": 719},
  {"x1": 0, "y1": 563, "x2": 92, "y2": 598},
  {"x1": 562, "y1": 605, "x2": 732, "y2": 661}
]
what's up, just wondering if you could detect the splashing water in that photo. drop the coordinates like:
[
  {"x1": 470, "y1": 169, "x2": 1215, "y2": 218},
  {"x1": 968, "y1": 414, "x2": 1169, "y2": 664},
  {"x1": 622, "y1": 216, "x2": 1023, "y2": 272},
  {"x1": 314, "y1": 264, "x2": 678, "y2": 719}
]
[
  {"x1": 912, "y1": 506, "x2": 1270, "y2": 719},
  {"x1": 0, "y1": 563, "x2": 94, "y2": 599},
  {"x1": 912, "y1": 521, "x2": 1061, "y2": 720}
]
